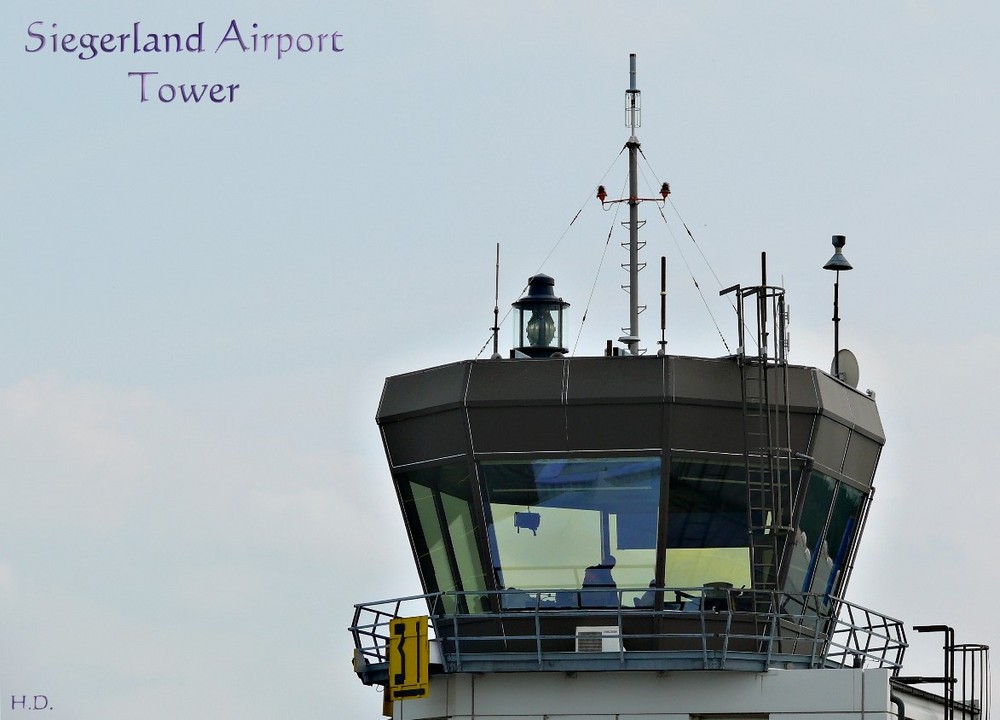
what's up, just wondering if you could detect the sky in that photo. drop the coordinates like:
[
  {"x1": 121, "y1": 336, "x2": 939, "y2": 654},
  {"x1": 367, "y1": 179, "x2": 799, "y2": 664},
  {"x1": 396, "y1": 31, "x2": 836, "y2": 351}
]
[{"x1": 2, "y1": 2, "x2": 999, "y2": 718}]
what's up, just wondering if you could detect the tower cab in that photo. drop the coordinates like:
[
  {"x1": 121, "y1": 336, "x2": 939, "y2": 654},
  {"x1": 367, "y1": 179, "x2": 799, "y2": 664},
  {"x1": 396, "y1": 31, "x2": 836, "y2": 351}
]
[
  {"x1": 347, "y1": 55, "x2": 989, "y2": 720},
  {"x1": 366, "y1": 271, "x2": 887, "y2": 664}
]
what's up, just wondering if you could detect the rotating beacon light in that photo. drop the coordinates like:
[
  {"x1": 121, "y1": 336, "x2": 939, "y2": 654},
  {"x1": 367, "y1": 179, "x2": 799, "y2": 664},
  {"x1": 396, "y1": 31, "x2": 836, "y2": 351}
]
[{"x1": 512, "y1": 274, "x2": 570, "y2": 358}]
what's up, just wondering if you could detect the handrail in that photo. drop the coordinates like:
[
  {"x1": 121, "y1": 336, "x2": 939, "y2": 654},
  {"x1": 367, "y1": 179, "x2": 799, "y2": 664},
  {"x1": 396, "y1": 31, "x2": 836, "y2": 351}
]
[{"x1": 348, "y1": 587, "x2": 907, "y2": 685}]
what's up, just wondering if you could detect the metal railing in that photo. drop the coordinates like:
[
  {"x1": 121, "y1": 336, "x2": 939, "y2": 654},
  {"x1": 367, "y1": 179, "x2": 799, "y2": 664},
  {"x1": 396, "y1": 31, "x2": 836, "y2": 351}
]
[{"x1": 349, "y1": 588, "x2": 907, "y2": 685}]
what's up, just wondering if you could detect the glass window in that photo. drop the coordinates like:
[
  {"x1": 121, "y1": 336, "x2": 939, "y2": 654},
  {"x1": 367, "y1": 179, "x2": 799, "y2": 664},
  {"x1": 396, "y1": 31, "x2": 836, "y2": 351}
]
[
  {"x1": 441, "y1": 492, "x2": 487, "y2": 598},
  {"x1": 481, "y1": 457, "x2": 660, "y2": 608},
  {"x1": 817, "y1": 482, "x2": 864, "y2": 602},
  {"x1": 786, "y1": 472, "x2": 835, "y2": 597},
  {"x1": 783, "y1": 471, "x2": 867, "y2": 617},
  {"x1": 396, "y1": 463, "x2": 487, "y2": 614},
  {"x1": 665, "y1": 459, "x2": 751, "y2": 591}
]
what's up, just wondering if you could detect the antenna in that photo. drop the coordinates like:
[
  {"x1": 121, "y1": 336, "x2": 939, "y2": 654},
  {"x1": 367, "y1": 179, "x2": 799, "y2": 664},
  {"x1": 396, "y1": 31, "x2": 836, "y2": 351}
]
[
  {"x1": 491, "y1": 243, "x2": 501, "y2": 359},
  {"x1": 832, "y1": 348, "x2": 860, "y2": 389},
  {"x1": 823, "y1": 235, "x2": 853, "y2": 379},
  {"x1": 624, "y1": 53, "x2": 642, "y2": 355},
  {"x1": 627, "y1": 53, "x2": 641, "y2": 131},
  {"x1": 596, "y1": 54, "x2": 670, "y2": 356},
  {"x1": 657, "y1": 255, "x2": 667, "y2": 356}
]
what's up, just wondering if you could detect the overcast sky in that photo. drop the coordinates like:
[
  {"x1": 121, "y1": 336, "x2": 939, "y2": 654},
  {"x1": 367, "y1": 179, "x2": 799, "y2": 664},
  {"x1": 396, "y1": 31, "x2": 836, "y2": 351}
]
[{"x1": 3, "y1": 2, "x2": 999, "y2": 718}]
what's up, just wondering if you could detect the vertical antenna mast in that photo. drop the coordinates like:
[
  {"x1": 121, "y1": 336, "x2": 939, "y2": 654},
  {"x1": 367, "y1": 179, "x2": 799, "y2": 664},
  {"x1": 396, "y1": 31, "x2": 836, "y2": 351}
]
[
  {"x1": 622, "y1": 53, "x2": 643, "y2": 355},
  {"x1": 658, "y1": 255, "x2": 667, "y2": 356},
  {"x1": 600, "y1": 54, "x2": 669, "y2": 355},
  {"x1": 491, "y1": 243, "x2": 501, "y2": 359}
]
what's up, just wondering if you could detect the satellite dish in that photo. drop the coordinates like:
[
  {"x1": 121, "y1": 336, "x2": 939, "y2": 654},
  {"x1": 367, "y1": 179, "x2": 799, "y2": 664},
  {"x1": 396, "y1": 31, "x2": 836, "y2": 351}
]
[{"x1": 831, "y1": 348, "x2": 860, "y2": 389}]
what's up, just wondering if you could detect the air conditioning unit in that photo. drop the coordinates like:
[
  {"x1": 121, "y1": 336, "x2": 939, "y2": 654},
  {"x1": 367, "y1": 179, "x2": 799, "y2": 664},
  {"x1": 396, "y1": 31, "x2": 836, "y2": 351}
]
[{"x1": 575, "y1": 626, "x2": 622, "y2": 653}]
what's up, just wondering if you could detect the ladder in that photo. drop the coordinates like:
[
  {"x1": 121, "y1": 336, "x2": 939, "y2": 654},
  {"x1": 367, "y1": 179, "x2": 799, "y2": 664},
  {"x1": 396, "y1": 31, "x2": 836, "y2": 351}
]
[{"x1": 721, "y1": 262, "x2": 795, "y2": 592}]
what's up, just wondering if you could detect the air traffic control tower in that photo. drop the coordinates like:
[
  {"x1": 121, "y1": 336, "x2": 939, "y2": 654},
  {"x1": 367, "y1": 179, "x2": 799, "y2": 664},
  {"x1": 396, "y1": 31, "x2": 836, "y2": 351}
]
[
  {"x1": 346, "y1": 268, "x2": 946, "y2": 720},
  {"x1": 348, "y1": 56, "x2": 989, "y2": 720}
]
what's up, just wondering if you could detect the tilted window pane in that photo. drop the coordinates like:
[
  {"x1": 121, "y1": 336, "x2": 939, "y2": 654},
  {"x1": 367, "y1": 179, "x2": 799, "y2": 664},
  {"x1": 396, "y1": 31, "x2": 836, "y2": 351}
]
[
  {"x1": 817, "y1": 482, "x2": 865, "y2": 603},
  {"x1": 787, "y1": 472, "x2": 836, "y2": 596},
  {"x1": 396, "y1": 463, "x2": 483, "y2": 614},
  {"x1": 441, "y1": 491, "x2": 488, "y2": 606}
]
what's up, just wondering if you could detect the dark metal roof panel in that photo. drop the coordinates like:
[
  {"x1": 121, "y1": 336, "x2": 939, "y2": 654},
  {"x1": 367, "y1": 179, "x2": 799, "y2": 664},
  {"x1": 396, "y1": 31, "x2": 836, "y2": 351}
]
[
  {"x1": 381, "y1": 409, "x2": 468, "y2": 468},
  {"x1": 842, "y1": 431, "x2": 882, "y2": 487},
  {"x1": 376, "y1": 358, "x2": 884, "y2": 470},
  {"x1": 377, "y1": 361, "x2": 469, "y2": 421},
  {"x1": 466, "y1": 359, "x2": 567, "y2": 405},
  {"x1": 670, "y1": 356, "x2": 741, "y2": 405},
  {"x1": 467, "y1": 406, "x2": 569, "y2": 454},
  {"x1": 565, "y1": 356, "x2": 667, "y2": 402},
  {"x1": 813, "y1": 371, "x2": 885, "y2": 444}
]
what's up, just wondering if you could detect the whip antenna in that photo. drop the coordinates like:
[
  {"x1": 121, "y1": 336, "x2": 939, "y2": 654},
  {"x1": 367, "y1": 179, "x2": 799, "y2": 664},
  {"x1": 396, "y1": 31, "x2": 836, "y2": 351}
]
[
  {"x1": 491, "y1": 243, "x2": 502, "y2": 359},
  {"x1": 657, "y1": 255, "x2": 667, "y2": 356}
]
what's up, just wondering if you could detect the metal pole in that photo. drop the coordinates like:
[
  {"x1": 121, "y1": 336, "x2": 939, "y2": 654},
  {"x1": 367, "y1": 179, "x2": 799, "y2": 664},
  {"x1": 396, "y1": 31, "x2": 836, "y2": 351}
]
[
  {"x1": 658, "y1": 255, "x2": 667, "y2": 355},
  {"x1": 832, "y1": 271, "x2": 841, "y2": 379},
  {"x1": 628, "y1": 138, "x2": 640, "y2": 355},
  {"x1": 946, "y1": 626, "x2": 955, "y2": 720},
  {"x1": 492, "y1": 243, "x2": 500, "y2": 358},
  {"x1": 912, "y1": 624, "x2": 957, "y2": 720},
  {"x1": 760, "y1": 252, "x2": 768, "y2": 360}
]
